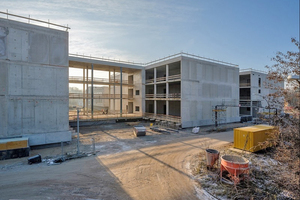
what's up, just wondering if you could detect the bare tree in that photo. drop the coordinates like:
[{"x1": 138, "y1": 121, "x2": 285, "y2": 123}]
[{"x1": 265, "y1": 38, "x2": 300, "y2": 198}]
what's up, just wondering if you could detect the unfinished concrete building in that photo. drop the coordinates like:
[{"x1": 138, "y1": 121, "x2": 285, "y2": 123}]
[
  {"x1": 0, "y1": 13, "x2": 242, "y2": 148},
  {"x1": 0, "y1": 17, "x2": 71, "y2": 146},
  {"x1": 239, "y1": 69, "x2": 284, "y2": 120},
  {"x1": 68, "y1": 55, "x2": 144, "y2": 121},
  {"x1": 145, "y1": 54, "x2": 240, "y2": 128}
]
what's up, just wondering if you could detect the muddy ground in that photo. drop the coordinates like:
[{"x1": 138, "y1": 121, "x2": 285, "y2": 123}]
[{"x1": 0, "y1": 122, "x2": 247, "y2": 200}]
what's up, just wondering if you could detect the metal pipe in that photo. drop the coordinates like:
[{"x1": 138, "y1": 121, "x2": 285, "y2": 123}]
[
  {"x1": 120, "y1": 67, "x2": 122, "y2": 117},
  {"x1": 77, "y1": 108, "x2": 80, "y2": 155},
  {"x1": 91, "y1": 63, "x2": 94, "y2": 118}
]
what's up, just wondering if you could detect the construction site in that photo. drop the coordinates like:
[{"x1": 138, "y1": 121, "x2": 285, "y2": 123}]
[{"x1": 1, "y1": 12, "x2": 296, "y2": 200}]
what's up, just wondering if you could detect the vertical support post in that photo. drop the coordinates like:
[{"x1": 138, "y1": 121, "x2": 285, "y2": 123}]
[
  {"x1": 166, "y1": 82, "x2": 169, "y2": 98},
  {"x1": 215, "y1": 105, "x2": 218, "y2": 127},
  {"x1": 113, "y1": 69, "x2": 116, "y2": 114},
  {"x1": 86, "y1": 66, "x2": 89, "y2": 115},
  {"x1": 154, "y1": 68, "x2": 157, "y2": 84},
  {"x1": 77, "y1": 108, "x2": 80, "y2": 155},
  {"x1": 109, "y1": 70, "x2": 111, "y2": 113},
  {"x1": 91, "y1": 63, "x2": 94, "y2": 118},
  {"x1": 120, "y1": 67, "x2": 123, "y2": 117},
  {"x1": 92, "y1": 138, "x2": 95, "y2": 155},
  {"x1": 166, "y1": 100, "x2": 169, "y2": 116},
  {"x1": 166, "y1": 64, "x2": 169, "y2": 81},
  {"x1": 61, "y1": 141, "x2": 64, "y2": 161},
  {"x1": 83, "y1": 68, "x2": 86, "y2": 115}
]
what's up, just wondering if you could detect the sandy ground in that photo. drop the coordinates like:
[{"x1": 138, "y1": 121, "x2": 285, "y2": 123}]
[{"x1": 0, "y1": 122, "x2": 244, "y2": 200}]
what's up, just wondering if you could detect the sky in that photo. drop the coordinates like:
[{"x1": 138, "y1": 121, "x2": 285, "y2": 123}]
[{"x1": 0, "y1": 0, "x2": 299, "y2": 71}]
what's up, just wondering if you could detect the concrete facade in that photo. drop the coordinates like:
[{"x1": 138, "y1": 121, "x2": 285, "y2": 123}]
[
  {"x1": 145, "y1": 55, "x2": 240, "y2": 128},
  {"x1": 0, "y1": 18, "x2": 71, "y2": 146}
]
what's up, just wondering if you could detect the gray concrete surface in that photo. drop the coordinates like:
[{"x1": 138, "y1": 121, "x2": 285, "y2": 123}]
[{"x1": 0, "y1": 18, "x2": 71, "y2": 145}]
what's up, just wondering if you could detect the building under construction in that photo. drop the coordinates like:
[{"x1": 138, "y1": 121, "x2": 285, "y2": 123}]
[{"x1": 0, "y1": 13, "x2": 241, "y2": 146}]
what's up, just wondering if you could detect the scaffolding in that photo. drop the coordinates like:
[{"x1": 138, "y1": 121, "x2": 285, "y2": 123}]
[{"x1": 212, "y1": 100, "x2": 239, "y2": 129}]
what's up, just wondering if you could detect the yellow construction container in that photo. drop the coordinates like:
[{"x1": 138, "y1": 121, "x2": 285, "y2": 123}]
[
  {"x1": 0, "y1": 141, "x2": 7, "y2": 151},
  {"x1": 0, "y1": 138, "x2": 29, "y2": 150},
  {"x1": 234, "y1": 125, "x2": 275, "y2": 152}
]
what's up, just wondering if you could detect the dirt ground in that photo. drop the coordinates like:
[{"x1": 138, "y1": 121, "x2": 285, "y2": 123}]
[{"x1": 0, "y1": 122, "x2": 247, "y2": 200}]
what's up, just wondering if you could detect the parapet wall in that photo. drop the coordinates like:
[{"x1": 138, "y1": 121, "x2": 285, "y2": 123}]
[{"x1": 0, "y1": 18, "x2": 71, "y2": 145}]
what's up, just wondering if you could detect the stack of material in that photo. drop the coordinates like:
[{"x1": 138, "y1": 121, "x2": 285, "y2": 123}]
[{"x1": 133, "y1": 125, "x2": 146, "y2": 137}]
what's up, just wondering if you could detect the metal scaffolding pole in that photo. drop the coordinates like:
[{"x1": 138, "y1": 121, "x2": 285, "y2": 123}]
[
  {"x1": 91, "y1": 63, "x2": 94, "y2": 118},
  {"x1": 120, "y1": 67, "x2": 123, "y2": 117},
  {"x1": 114, "y1": 69, "x2": 115, "y2": 114}
]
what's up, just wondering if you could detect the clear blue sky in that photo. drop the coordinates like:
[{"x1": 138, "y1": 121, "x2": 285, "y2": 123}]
[{"x1": 0, "y1": 0, "x2": 299, "y2": 70}]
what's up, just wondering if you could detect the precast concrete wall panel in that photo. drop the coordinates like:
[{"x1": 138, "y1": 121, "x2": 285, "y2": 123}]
[
  {"x1": 180, "y1": 57, "x2": 240, "y2": 127},
  {"x1": 0, "y1": 18, "x2": 70, "y2": 145}
]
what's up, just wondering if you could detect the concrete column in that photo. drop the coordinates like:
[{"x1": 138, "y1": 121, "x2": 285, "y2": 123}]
[
  {"x1": 166, "y1": 100, "x2": 169, "y2": 115},
  {"x1": 120, "y1": 67, "x2": 123, "y2": 117},
  {"x1": 166, "y1": 64, "x2": 169, "y2": 81},
  {"x1": 154, "y1": 68, "x2": 157, "y2": 83},
  {"x1": 166, "y1": 82, "x2": 169, "y2": 98},
  {"x1": 91, "y1": 63, "x2": 94, "y2": 118},
  {"x1": 154, "y1": 100, "x2": 157, "y2": 115}
]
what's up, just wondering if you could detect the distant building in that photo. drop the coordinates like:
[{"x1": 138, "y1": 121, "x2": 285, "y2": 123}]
[{"x1": 239, "y1": 69, "x2": 284, "y2": 120}]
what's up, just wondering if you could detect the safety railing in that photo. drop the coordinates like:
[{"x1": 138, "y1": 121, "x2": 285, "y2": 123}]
[
  {"x1": 168, "y1": 93, "x2": 181, "y2": 98},
  {"x1": 69, "y1": 76, "x2": 134, "y2": 85},
  {"x1": 69, "y1": 110, "x2": 143, "y2": 121},
  {"x1": 69, "y1": 93, "x2": 130, "y2": 99},
  {"x1": 146, "y1": 78, "x2": 155, "y2": 84},
  {"x1": 145, "y1": 94, "x2": 155, "y2": 98},
  {"x1": 240, "y1": 96, "x2": 251, "y2": 100},
  {"x1": 145, "y1": 93, "x2": 180, "y2": 98},
  {"x1": 168, "y1": 74, "x2": 181, "y2": 81},
  {"x1": 156, "y1": 94, "x2": 166, "y2": 98},
  {"x1": 0, "y1": 10, "x2": 70, "y2": 31},
  {"x1": 156, "y1": 77, "x2": 166, "y2": 82},
  {"x1": 239, "y1": 83, "x2": 251, "y2": 87}
]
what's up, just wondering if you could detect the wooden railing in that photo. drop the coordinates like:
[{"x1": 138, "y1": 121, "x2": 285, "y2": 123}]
[
  {"x1": 168, "y1": 74, "x2": 181, "y2": 81},
  {"x1": 146, "y1": 78, "x2": 154, "y2": 84},
  {"x1": 156, "y1": 77, "x2": 166, "y2": 82}
]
